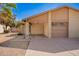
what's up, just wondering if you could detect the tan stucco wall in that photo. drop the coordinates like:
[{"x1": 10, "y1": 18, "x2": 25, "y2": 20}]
[
  {"x1": 44, "y1": 11, "x2": 52, "y2": 38},
  {"x1": 48, "y1": 11, "x2": 52, "y2": 38},
  {"x1": 44, "y1": 23, "x2": 49, "y2": 37},
  {"x1": 31, "y1": 23, "x2": 44, "y2": 35},
  {"x1": 19, "y1": 25, "x2": 24, "y2": 34},
  {"x1": 69, "y1": 8, "x2": 79, "y2": 38},
  {"x1": 24, "y1": 22, "x2": 29, "y2": 36},
  {"x1": 51, "y1": 7, "x2": 68, "y2": 22}
]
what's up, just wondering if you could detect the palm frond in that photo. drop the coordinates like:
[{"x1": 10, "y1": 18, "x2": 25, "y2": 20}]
[
  {"x1": 6, "y1": 3, "x2": 16, "y2": 8},
  {"x1": 2, "y1": 7, "x2": 12, "y2": 16}
]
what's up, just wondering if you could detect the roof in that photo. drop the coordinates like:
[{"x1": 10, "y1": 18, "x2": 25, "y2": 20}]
[{"x1": 25, "y1": 6, "x2": 79, "y2": 21}]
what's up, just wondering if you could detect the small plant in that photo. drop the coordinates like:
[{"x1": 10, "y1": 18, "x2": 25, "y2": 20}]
[
  {"x1": 17, "y1": 33, "x2": 24, "y2": 35},
  {"x1": 4, "y1": 30, "x2": 9, "y2": 33}
]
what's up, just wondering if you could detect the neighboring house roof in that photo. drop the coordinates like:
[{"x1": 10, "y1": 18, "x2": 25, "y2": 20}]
[{"x1": 24, "y1": 6, "x2": 79, "y2": 21}]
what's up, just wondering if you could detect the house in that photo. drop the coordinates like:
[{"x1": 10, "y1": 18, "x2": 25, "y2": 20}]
[{"x1": 23, "y1": 6, "x2": 79, "y2": 38}]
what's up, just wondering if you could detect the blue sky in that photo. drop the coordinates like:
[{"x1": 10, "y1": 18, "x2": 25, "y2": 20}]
[{"x1": 12, "y1": 3, "x2": 79, "y2": 20}]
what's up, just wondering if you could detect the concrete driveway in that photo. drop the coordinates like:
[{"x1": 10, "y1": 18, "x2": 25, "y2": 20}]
[{"x1": 26, "y1": 36, "x2": 79, "y2": 56}]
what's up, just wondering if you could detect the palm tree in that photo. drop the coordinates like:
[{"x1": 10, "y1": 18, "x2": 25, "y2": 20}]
[
  {"x1": 0, "y1": 3, "x2": 16, "y2": 32},
  {"x1": 0, "y1": 3, "x2": 16, "y2": 16}
]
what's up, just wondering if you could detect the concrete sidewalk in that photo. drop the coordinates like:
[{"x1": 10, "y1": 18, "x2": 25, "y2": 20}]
[{"x1": 26, "y1": 37, "x2": 79, "y2": 56}]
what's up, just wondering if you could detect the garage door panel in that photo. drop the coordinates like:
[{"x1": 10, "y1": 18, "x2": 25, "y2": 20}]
[
  {"x1": 52, "y1": 34, "x2": 67, "y2": 37},
  {"x1": 31, "y1": 24, "x2": 44, "y2": 35},
  {"x1": 52, "y1": 22, "x2": 68, "y2": 37}
]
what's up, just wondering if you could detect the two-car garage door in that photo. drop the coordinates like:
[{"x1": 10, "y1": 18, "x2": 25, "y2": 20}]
[{"x1": 52, "y1": 22, "x2": 68, "y2": 37}]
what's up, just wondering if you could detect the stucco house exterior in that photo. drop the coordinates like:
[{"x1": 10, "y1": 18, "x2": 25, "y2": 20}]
[
  {"x1": 0, "y1": 24, "x2": 4, "y2": 33},
  {"x1": 23, "y1": 6, "x2": 79, "y2": 38}
]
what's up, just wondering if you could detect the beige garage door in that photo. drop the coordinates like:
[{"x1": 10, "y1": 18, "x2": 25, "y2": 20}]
[
  {"x1": 52, "y1": 22, "x2": 68, "y2": 37},
  {"x1": 31, "y1": 23, "x2": 44, "y2": 35}
]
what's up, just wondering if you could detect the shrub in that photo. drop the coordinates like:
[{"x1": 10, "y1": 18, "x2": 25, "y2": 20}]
[
  {"x1": 17, "y1": 33, "x2": 24, "y2": 35},
  {"x1": 4, "y1": 30, "x2": 9, "y2": 33}
]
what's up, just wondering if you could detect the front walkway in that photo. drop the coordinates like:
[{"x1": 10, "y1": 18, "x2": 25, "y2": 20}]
[{"x1": 26, "y1": 36, "x2": 79, "y2": 56}]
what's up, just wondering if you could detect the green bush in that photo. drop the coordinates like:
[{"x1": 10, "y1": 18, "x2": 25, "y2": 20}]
[{"x1": 17, "y1": 33, "x2": 24, "y2": 35}]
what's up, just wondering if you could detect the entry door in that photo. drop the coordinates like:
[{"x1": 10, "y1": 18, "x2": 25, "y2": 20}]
[{"x1": 52, "y1": 22, "x2": 68, "y2": 37}]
